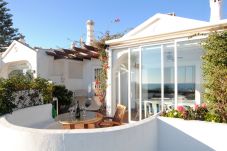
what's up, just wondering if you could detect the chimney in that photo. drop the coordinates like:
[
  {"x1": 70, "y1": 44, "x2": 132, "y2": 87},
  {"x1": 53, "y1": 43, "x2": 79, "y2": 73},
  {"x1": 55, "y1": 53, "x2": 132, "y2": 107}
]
[
  {"x1": 86, "y1": 20, "x2": 95, "y2": 46},
  {"x1": 167, "y1": 12, "x2": 176, "y2": 16},
  {"x1": 210, "y1": 0, "x2": 222, "y2": 22}
]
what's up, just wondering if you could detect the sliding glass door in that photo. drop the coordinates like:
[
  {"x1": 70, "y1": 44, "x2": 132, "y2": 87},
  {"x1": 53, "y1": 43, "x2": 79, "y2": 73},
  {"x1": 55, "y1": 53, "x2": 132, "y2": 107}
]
[
  {"x1": 130, "y1": 48, "x2": 140, "y2": 121},
  {"x1": 141, "y1": 45, "x2": 161, "y2": 119},
  {"x1": 176, "y1": 39, "x2": 203, "y2": 106},
  {"x1": 111, "y1": 39, "x2": 203, "y2": 122},
  {"x1": 112, "y1": 49, "x2": 129, "y2": 122},
  {"x1": 163, "y1": 44, "x2": 175, "y2": 110}
]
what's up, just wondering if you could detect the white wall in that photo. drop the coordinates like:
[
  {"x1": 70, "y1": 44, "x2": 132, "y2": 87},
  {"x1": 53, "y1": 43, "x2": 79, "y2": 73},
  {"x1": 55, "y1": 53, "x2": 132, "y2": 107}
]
[
  {"x1": 37, "y1": 49, "x2": 101, "y2": 92},
  {"x1": 0, "y1": 105, "x2": 158, "y2": 151},
  {"x1": 83, "y1": 59, "x2": 101, "y2": 93},
  {"x1": 0, "y1": 106, "x2": 227, "y2": 151},
  {"x1": 5, "y1": 104, "x2": 53, "y2": 128},
  {"x1": 1, "y1": 41, "x2": 38, "y2": 77},
  {"x1": 158, "y1": 117, "x2": 227, "y2": 151},
  {"x1": 37, "y1": 49, "x2": 53, "y2": 78}
]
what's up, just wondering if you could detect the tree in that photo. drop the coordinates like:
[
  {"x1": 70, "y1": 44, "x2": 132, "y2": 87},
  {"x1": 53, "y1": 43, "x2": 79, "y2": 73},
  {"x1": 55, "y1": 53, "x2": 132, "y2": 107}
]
[
  {"x1": 202, "y1": 31, "x2": 227, "y2": 123},
  {"x1": 0, "y1": 0, "x2": 19, "y2": 52}
]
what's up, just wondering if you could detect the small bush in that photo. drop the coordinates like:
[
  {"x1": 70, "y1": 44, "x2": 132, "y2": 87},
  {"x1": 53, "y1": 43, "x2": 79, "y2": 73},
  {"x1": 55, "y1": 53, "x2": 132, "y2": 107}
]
[
  {"x1": 205, "y1": 113, "x2": 221, "y2": 123},
  {"x1": 0, "y1": 74, "x2": 53, "y2": 116},
  {"x1": 162, "y1": 104, "x2": 212, "y2": 122},
  {"x1": 52, "y1": 85, "x2": 73, "y2": 113}
]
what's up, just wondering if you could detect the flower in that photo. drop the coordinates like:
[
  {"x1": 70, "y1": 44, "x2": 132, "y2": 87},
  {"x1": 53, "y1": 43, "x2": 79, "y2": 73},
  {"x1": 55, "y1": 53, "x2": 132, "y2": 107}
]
[
  {"x1": 177, "y1": 106, "x2": 185, "y2": 113},
  {"x1": 194, "y1": 104, "x2": 199, "y2": 110},
  {"x1": 103, "y1": 63, "x2": 109, "y2": 70},
  {"x1": 201, "y1": 103, "x2": 207, "y2": 108},
  {"x1": 95, "y1": 80, "x2": 100, "y2": 85}
]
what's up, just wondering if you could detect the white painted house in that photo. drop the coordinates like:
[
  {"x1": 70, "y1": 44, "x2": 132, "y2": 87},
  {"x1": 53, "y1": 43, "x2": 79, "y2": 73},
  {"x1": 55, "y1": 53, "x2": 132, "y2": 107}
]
[
  {"x1": 0, "y1": 20, "x2": 101, "y2": 95},
  {"x1": 105, "y1": 0, "x2": 227, "y2": 121}
]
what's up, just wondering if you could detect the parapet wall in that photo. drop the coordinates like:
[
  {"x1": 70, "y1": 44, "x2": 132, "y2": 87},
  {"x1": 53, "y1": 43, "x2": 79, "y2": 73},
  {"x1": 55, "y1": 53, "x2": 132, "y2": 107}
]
[
  {"x1": 0, "y1": 104, "x2": 158, "y2": 151},
  {"x1": 5, "y1": 104, "x2": 53, "y2": 128},
  {"x1": 0, "y1": 105, "x2": 226, "y2": 151}
]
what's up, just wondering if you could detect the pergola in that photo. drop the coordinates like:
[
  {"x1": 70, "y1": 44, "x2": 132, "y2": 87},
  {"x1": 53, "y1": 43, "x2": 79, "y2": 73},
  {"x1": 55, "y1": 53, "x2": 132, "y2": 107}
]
[{"x1": 46, "y1": 43, "x2": 99, "y2": 61}]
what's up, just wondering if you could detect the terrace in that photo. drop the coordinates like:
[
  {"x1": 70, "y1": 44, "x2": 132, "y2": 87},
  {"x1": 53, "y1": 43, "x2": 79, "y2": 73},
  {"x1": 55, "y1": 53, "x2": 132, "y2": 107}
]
[{"x1": 0, "y1": 104, "x2": 226, "y2": 151}]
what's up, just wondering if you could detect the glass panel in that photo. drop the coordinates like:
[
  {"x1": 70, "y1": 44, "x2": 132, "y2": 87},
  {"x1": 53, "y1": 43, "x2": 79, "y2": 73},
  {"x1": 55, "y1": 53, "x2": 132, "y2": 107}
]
[
  {"x1": 142, "y1": 45, "x2": 161, "y2": 119},
  {"x1": 177, "y1": 39, "x2": 203, "y2": 107},
  {"x1": 130, "y1": 48, "x2": 140, "y2": 121},
  {"x1": 112, "y1": 49, "x2": 129, "y2": 122},
  {"x1": 163, "y1": 43, "x2": 175, "y2": 110}
]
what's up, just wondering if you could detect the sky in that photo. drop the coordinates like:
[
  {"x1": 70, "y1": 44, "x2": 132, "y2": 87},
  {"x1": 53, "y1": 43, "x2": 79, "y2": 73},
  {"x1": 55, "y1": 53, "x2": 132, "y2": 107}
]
[{"x1": 5, "y1": 0, "x2": 227, "y2": 48}]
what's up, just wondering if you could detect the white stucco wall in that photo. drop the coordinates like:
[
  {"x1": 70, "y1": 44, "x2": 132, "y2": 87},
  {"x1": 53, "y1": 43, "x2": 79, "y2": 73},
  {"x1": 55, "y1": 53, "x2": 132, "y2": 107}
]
[
  {"x1": 37, "y1": 49, "x2": 53, "y2": 78},
  {"x1": 6, "y1": 104, "x2": 53, "y2": 128},
  {"x1": 83, "y1": 59, "x2": 101, "y2": 93},
  {"x1": 0, "y1": 42, "x2": 101, "y2": 92},
  {"x1": 0, "y1": 105, "x2": 227, "y2": 151},
  {"x1": 0, "y1": 41, "x2": 38, "y2": 77},
  {"x1": 158, "y1": 117, "x2": 227, "y2": 151},
  {"x1": 0, "y1": 105, "x2": 158, "y2": 151},
  {"x1": 36, "y1": 49, "x2": 101, "y2": 92}
]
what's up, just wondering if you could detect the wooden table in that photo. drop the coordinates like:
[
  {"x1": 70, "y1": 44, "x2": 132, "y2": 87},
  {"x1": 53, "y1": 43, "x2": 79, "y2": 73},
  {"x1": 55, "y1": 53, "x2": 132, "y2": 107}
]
[{"x1": 56, "y1": 111, "x2": 103, "y2": 129}]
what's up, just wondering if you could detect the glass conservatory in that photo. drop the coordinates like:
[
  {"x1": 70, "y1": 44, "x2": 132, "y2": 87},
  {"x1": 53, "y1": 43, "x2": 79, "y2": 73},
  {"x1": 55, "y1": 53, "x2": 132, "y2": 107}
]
[{"x1": 109, "y1": 38, "x2": 204, "y2": 122}]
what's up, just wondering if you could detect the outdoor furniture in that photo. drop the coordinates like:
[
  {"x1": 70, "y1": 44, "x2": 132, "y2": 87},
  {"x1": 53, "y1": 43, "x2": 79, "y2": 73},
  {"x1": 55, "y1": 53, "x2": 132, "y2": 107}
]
[
  {"x1": 97, "y1": 104, "x2": 126, "y2": 128},
  {"x1": 56, "y1": 111, "x2": 103, "y2": 129}
]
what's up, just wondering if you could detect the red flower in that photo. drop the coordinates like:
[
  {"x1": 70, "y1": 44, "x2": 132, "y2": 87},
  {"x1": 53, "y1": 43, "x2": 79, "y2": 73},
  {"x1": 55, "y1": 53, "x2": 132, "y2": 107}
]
[
  {"x1": 201, "y1": 103, "x2": 207, "y2": 108},
  {"x1": 194, "y1": 104, "x2": 199, "y2": 110},
  {"x1": 177, "y1": 106, "x2": 185, "y2": 113},
  {"x1": 95, "y1": 80, "x2": 100, "y2": 85},
  {"x1": 101, "y1": 56, "x2": 107, "y2": 61},
  {"x1": 103, "y1": 64, "x2": 109, "y2": 69}
]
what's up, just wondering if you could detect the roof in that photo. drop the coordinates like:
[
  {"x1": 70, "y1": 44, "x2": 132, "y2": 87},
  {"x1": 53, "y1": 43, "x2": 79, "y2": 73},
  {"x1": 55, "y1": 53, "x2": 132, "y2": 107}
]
[
  {"x1": 106, "y1": 13, "x2": 227, "y2": 47},
  {"x1": 45, "y1": 43, "x2": 99, "y2": 61},
  {"x1": 1, "y1": 40, "x2": 37, "y2": 59},
  {"x1": 123, "y1": 13, "x2": 208, "y2": 38}
]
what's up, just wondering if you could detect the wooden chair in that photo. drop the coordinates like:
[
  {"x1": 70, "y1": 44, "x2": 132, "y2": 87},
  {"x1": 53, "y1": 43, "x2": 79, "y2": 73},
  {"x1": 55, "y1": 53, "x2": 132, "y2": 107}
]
[{"x1": 97, "y1": 104, "x2": 126, "y2": 128}]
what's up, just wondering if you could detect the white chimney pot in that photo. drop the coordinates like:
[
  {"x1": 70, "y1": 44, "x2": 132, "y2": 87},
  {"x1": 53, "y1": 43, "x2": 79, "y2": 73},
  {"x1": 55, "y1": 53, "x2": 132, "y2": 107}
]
[
  {"x1": 86, "y1": 20, "x2": 95, "y2": 46},
  {"x1": 210, "y1": 0, "x2": 222, "y2": 22}
]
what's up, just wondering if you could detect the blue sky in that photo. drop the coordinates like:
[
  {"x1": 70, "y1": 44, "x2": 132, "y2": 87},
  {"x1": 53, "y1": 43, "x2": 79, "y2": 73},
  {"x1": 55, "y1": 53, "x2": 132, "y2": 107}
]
[{"x1": 6, "y1": 0, "x2": 227, "y2": 48}]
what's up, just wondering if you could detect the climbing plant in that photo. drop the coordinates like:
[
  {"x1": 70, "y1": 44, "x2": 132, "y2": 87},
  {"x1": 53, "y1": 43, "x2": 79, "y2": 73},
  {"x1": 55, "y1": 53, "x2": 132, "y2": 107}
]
[
  {"x1": 202, "y1": 31, "x2": 227, "y2": 123},
  {"x1": 93, "y1": 31, "x2": 123, "y2": 103}
]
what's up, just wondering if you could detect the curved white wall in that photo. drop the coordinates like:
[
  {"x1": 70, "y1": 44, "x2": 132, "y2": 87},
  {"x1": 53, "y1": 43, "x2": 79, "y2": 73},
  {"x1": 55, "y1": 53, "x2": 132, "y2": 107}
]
[
  {"x1": 0, "y1": 104, "x2": 158, "y2": 151},
  {"x1": 0, "y1": 105, "x2": 226, "y2": 151},
  {"x1": 6, "y1": 104, "x2": 53, "y2": 128}
]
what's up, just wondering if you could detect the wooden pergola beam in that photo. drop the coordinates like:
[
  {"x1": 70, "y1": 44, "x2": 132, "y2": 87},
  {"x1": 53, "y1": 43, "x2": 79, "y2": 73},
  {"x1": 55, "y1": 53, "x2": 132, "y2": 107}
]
[
  {"x1": 45, "y1": 44, "x2": 100, "y2": 61},
  {"x1": 63, "y1": 49, "x2": 91, "y2": 60},
  {"x1": 81, "y1": 43, "x2": 99, "y2": 52},
  {"x1": 73, "y1": 47, "x2": 99, "y2": 59}
]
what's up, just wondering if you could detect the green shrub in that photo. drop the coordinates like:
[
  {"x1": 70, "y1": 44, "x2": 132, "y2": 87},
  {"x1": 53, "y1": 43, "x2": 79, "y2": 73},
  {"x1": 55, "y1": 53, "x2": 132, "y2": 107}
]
[
  {"x1": 162, "y1": 109, "x2": 183, "y2": 118},
  {"x1": 52, "y1": 85, "x2": 73, "y2": 113},
  {"x1": 0, "y1": 74, "x2": 53, "y2": 116},
  {"x1": 202, "y1": 31, "x2": 227, "y2": 123},
  {"x1": 205, "y1": 113, "x2": 221, "y2": 123}
]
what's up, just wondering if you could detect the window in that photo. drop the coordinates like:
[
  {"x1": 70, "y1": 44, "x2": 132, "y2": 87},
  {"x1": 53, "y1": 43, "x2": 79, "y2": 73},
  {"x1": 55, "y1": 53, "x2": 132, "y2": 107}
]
[{"x1": 94, "y1": 68, "x2": 102, "y2": 89}]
